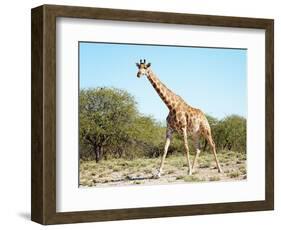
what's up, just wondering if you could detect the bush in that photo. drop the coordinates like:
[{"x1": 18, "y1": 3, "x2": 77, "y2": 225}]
[{"x1": 212, "y1": 115, "x2": 246, "y2": 153}]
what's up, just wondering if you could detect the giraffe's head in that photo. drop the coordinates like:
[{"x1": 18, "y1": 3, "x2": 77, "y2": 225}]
[{"x1": 136, "y1": 59, "x2": 151, "y2": 78}]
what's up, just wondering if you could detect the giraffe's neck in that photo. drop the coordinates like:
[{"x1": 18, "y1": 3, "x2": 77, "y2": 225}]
[{"x1": 147, "y1": 69, "x2": 180, "y2": 110}]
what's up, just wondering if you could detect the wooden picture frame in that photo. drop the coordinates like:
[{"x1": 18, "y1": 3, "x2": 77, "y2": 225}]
[{"x1": 31, "y1": 4, "x2": 274, "y2": 225}]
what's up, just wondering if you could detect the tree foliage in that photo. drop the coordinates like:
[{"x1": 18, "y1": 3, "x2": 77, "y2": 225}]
[
  {"x1": 212, "y1": 115, "x2": 247, "y2": 153},
  {"x1": 80, "y1": 87, "x2": 138, "y2": 161}
]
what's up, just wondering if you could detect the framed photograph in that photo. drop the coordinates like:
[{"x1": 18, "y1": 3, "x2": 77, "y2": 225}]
[{"x1": 31, "y1": 4, "x2": 274, "y2": 225}]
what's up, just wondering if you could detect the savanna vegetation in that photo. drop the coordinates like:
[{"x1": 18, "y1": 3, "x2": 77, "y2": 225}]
[{"x1": 79, "y1": 87, "x2": 247, "y2": 186}]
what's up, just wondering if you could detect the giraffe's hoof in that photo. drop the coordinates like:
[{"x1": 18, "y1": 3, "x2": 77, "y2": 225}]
[
  {"x1": 153, "y1": 170, "x2": 162, "y2": 179},
  {"x1": 154, "y1": 173, "x2": 161, "y2": 179},
  {"x1": 218, "y1": 167, "x2": 223, "y2": 173}
]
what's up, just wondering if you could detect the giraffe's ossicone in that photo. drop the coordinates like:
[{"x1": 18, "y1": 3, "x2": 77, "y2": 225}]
[{"x1": 136, "y1": 59, "x2": 223, "y2": 177}]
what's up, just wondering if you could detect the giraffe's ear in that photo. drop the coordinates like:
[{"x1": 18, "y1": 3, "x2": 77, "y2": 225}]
[
  {"x1": 136, "y1": 63, "x2": 140, "y2": 68},
  {"x1": 146, "y1": 63, "x2": 151, "y2": 68}
]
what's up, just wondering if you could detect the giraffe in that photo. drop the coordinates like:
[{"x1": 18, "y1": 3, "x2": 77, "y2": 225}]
[{"x1": 136, "y1": 59, "x2": 223, "y2": 177}]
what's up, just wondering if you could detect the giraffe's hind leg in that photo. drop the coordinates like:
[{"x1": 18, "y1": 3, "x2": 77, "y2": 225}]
[
  {"x1": 203, "y1": 129, "x2": 223, "y2": 173},
  {"x1": 182, "y1": 128, "x2": 192, "y2": 175}
]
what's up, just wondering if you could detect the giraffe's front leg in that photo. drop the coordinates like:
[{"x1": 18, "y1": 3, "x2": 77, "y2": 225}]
[
  {"x1": 155, "y1": 128, "x2": 172, "y2": 178},
  {"x1": 191, "y1": 135, "x2": 201, "y2": 172},
  {"x1": 182, "y1": 128, "x2": 192, "y2": 175}
]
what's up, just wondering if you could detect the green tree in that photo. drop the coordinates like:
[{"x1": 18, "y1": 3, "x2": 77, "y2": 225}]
[
  {"x1": 214, "y1": 115, "x2": 246, "y2": 152},
  {"x1": 79, "y1": 87, "x2": 138, "y2": 162},
  {"x1": 131, "y1": 116, "x2": 165, "y2": 158}
]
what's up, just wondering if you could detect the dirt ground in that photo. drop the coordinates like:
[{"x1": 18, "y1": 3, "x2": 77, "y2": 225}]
[{"x1": 79, "y1": 151, "x2": 246, "y2": 187}]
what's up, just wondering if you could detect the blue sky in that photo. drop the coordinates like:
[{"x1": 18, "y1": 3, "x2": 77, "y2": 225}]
[{"x1": 79, "y1": 42, "x2": 247, "y2": 122}]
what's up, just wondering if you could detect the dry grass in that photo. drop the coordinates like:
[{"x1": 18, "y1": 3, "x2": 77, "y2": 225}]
[
  {"x1": 228, "y1": 171, "x2": 241, "y2": 178},
  {"x1": 209, "y1": 176, "x2": 221, "y2": 181},
  {"x1": 79, "y1": 151, "x2": 246, "y2": 187}
]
